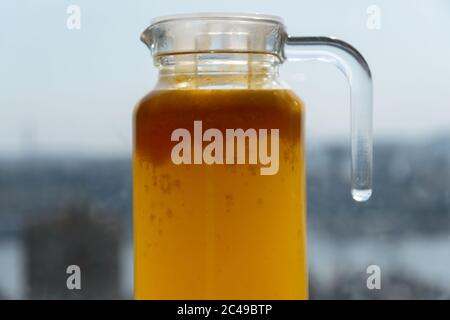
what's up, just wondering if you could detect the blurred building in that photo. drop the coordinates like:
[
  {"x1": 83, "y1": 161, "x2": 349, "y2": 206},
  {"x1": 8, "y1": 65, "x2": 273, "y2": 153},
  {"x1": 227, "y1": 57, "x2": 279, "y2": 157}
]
[{"x1": 24, "y1": 203, "x2": 121, "y2": 299}]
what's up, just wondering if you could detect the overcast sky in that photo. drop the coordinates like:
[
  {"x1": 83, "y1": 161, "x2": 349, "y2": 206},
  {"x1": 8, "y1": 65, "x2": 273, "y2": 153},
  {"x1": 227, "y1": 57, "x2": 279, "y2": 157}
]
[{"x1": 0, "y1": 0, "x2": 449, "y2": 157}]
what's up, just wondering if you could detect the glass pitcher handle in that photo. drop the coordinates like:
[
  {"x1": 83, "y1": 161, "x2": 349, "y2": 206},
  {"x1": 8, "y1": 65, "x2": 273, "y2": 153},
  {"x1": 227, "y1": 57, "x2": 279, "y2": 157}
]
[{"x1": 285, "y1": 36, "x2": 373, "y2": 202}]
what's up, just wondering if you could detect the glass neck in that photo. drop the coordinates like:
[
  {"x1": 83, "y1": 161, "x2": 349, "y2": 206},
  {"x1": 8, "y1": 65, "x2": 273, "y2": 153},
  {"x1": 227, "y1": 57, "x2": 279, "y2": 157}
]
[{"x1": 153, "y1": 53, "x2": 283, "y2": 90}]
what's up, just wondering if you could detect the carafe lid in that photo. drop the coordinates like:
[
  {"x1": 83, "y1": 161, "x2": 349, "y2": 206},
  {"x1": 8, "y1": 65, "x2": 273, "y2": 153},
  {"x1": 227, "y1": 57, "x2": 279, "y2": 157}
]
[{"x1": 141, "y1": 13, "x2": 287, "y2": 60}]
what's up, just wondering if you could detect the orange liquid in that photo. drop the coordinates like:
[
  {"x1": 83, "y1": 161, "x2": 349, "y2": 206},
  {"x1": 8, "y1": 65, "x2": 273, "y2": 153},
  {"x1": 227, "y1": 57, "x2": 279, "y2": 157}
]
[{"x1": 133, "y1": 89, "x2": 307, "y2": 299}]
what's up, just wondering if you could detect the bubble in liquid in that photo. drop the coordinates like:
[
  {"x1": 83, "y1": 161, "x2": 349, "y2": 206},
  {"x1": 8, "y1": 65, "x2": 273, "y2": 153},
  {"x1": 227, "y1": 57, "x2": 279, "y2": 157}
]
[
  {"x1": 225, "y1": 194, "x2": 234, "y2": 212},
  {"x1": 159, "y1": 174, "x2": 171, "y2": 193}
]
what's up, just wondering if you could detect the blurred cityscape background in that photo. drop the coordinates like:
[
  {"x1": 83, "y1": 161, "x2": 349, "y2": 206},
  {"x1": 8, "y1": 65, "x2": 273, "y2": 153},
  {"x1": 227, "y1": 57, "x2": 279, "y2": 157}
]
[
  {"x1": 0, "y1": 0, "x2": 449, "y2": 299},
  {"x1": 1, "y1": 138, "x2": 450, "y2": 299}
]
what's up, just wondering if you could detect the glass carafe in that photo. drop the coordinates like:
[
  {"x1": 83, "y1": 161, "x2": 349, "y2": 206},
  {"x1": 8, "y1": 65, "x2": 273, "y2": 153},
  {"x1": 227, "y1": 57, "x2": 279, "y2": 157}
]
[{"x1": 134, "y1": 13, "x2": 373, "y2": 299}]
